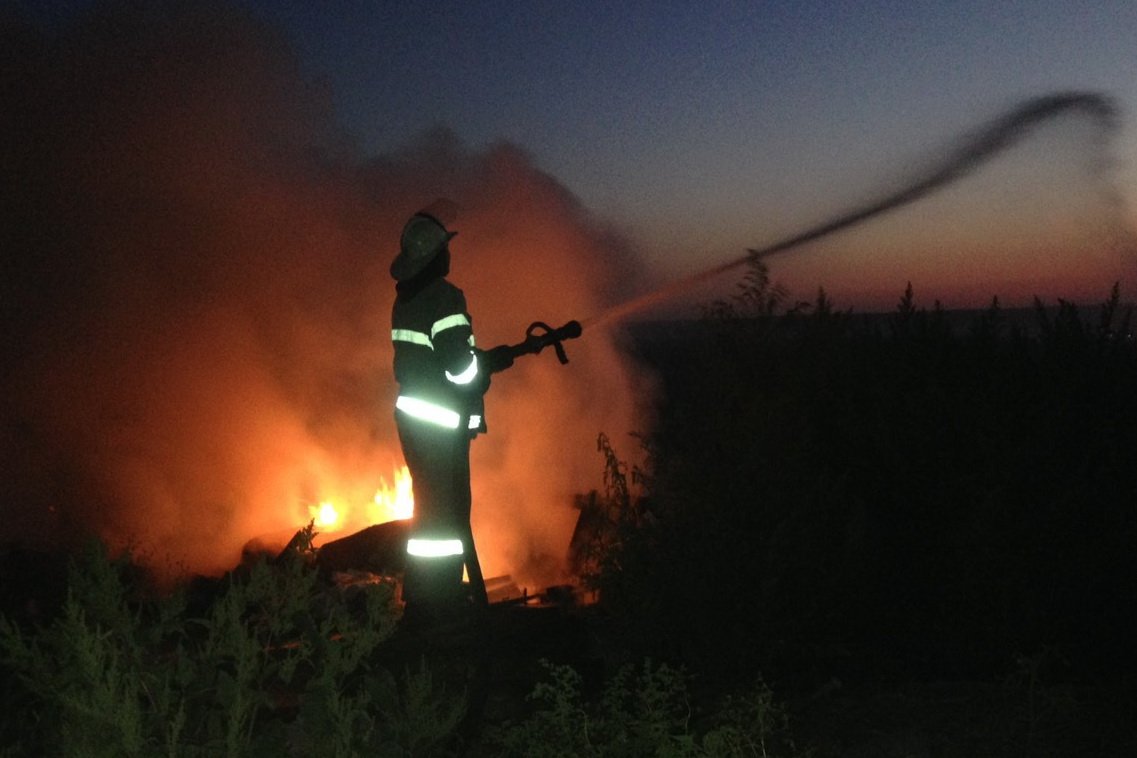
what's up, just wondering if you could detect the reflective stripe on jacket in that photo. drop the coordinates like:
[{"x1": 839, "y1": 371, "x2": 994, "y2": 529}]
[
  {"x1": 395, "y1": 395, "x2": 482, "y2": 430},
  {"x1": 391, "y1": 277, "x2": 485, "y2": 430}
]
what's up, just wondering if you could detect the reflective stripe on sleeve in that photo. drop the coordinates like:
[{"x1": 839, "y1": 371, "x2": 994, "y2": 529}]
[
  {"x1": 445, "y1": 353, "x2": 479, "y2": 385},
  {"x1": 392, "y1": 329, "x2": 433, "y2": 348},
  {"x1": 407, "y1": 538, "x2": 464, "y2": 558},
  {"x1": 431, "y1": 313, "x2": 471, "y2": 338},
  {"x1": 395, "y1": 395, "x2": 461, "y2": 429}
]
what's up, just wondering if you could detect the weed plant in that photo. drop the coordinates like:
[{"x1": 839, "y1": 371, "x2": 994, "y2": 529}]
[
  {"x1": 483, "y1": 658, "x2": 807, "y2": 757},
  {"x1": 0, "y1": 527, "x2": 465, "y2": 756},
  {"x1": 606, "y1": 259, "x2": 1137, "y2": 694}
]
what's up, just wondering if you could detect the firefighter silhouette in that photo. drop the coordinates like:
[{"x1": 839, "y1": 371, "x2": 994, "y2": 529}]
[{"x1": 389, "y1": 203, "x2": 513, "y2": 619}]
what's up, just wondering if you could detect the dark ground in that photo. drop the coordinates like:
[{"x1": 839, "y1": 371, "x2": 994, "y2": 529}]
[{"x1": 583, "y1": 297, "x2": 1137, "y2": 756}]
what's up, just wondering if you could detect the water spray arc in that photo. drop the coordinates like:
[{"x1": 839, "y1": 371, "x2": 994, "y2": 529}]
[{"x1": 582, "y1": 91, "x2": 1119, "y2": 330}]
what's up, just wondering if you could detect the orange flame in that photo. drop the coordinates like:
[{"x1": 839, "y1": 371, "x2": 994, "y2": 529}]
[
  {"x1": 371, "y1": 464, "x2": 415, "y2": 522},
  {"x1": 306, "y1": 465, "x2": 414, "y2": 536},
  {"x1": 311, "y1": 500, "x2": 342, "y2": 530}
]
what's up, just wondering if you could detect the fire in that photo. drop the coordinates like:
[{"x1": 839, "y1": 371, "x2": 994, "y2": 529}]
[
  {"x1": 306, "y1": 465, "x2": 415, "y2": 536},
  {"x1": 312, "y1": 500, "x2": 341, "y2": 529},
  {"x1": 371, "y1": 464, "x2": 415, "y2": 522}
]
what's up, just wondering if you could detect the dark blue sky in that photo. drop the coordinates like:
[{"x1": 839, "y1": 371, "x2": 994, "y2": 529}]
[
  {"x1": 21, "y1": 0, "x2": 1137, "y2": 305},
  {"x1": 231, "y1": 0, "x2": 1137, "y2": 305}
]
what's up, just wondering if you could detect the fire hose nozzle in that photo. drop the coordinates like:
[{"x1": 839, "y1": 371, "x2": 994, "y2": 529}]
[
  {"x1": 490, "y1": 319, "x2": 583, "y2": 370},
  {"x1": 556, "y1": 320, "x2": 583, "y2": 340},
  {"x1": 524, "y1": 320, "x2": 582, "y2": 364}
]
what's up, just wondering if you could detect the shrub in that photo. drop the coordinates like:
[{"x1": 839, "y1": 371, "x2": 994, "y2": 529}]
[
  {"x1": 0, "y1": 530, "x2": 467, "y2": 756},
  {"x1": 484, "y1": 658, "x2": 806, "y2": 757}
]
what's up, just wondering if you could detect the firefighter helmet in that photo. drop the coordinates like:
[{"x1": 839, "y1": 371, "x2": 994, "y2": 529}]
[{"x1": 391, "y1": 213, "x2": 457, "y2": 281}]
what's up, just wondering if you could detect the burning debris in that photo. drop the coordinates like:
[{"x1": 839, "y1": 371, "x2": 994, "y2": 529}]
[{"x1": 314, "y1": 519, "x2": 410, "y2": 577}]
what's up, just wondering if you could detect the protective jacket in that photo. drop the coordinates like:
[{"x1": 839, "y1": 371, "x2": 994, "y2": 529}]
[{"x1": 391, "y1": 277, "x2": 486, "y2": 433}]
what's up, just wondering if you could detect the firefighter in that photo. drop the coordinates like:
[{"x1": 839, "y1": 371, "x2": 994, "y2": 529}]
[{"x1": 389, "y1": 207, "x2": 512, "y2": 621}]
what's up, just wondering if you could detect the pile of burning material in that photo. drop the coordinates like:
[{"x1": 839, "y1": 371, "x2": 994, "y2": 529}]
[
  {"x1": 251, "y1": 520, "x2": 584, "y2": 610},
  {"x1": 314, "y1": 519, "x2": 411, "y2": 577},
  {"x1": 485, "y1": 575, "x2": 523, "y2": 604}
]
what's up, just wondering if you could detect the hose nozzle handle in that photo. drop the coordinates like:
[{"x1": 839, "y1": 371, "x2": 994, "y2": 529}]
[{"x1": 518, "y1": 320, "x2": 583, "y2": 364}]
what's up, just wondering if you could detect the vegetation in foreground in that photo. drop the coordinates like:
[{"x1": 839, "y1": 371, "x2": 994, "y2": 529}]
[
  {"x1": 0, "y1": 535, "x2": 802, "y2": 756},
  {"x1": 3, "y1": 262, "x2": 1136, "y2": 755},
  {"x1": 0, "y1": 530, "x2": 470, "y2": 756},
  {"x1": 584, "y1": 261, "x2": 1136, "y2": 755}
]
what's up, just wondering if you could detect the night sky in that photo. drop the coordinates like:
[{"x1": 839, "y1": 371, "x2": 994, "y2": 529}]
[
  {"x1": 18, "y1": 1, "x2": 1137, "y2": 309},
  {"x1": 241, "y1": 0, "x2": 1137, "y2": 309}
]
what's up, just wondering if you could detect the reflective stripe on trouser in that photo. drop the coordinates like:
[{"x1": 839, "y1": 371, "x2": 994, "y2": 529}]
[
  {"x1": 407, "y1": 537, "x2": 464, "y2": 557},
  {"x1": 403, "y1": 535, "x2": 464, "y2": 604},
  {"x1": 396, "y1": 405, "x2": 479, "y2": 607},
  {"x1": 402, "y1": 529, "x2": 487, "y2": 608}
]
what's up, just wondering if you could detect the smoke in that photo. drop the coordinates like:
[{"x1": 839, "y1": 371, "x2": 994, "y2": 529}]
[{"x1": 0, "y1": 1, "x2": 650, "y2": 588}]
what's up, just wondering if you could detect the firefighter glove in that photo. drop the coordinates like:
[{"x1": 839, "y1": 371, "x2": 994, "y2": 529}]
[{"x1": 480, "y1": 345, "x2": 515, "y2": 374}]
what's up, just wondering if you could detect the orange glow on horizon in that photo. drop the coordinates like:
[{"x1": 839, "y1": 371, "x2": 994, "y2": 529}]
[{"x1": 768, "y1": 220, "x2": 1136, "y2": 312}]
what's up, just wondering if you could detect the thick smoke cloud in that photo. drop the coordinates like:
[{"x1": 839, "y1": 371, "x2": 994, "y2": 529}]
[{"x1": 1, "y1": 1, "x2": 650, "y2": 587}]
